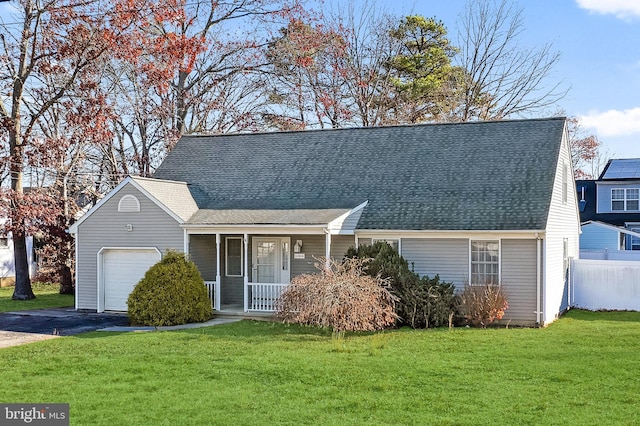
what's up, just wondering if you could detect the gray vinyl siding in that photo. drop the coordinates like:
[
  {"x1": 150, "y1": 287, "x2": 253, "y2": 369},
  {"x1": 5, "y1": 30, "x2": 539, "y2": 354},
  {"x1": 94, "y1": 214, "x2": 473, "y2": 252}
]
[
  {"x1": 189, "y1": 235, "x2": 217, "y2": 281},
  {"x1": 501, "y1": 239, "x2": 538, "y2": 324},
  {"x1": 330, "y1": 235, "x2": 355, "y2": 259},
  {"x1": 401, "y1": 239, "x2": 468, "y2": 287},
  {"x1": 291, "y1": 234, "x2": 325, "y2": 276},
  {"x1": 75, "y1": 184, "x2": 184, "y2": 310}
]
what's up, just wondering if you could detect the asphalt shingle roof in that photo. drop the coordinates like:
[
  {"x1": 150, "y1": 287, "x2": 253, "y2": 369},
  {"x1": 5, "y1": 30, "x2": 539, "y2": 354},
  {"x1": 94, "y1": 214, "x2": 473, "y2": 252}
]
[{"x1": 153, "y1": 117, "x2": 566, "y2": 231}]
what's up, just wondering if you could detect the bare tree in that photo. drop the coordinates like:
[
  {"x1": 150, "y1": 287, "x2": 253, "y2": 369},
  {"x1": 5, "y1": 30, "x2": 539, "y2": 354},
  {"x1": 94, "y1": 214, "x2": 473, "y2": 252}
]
[{"x1": 453, "y1": 0, "x2": 567, "y2": 121}]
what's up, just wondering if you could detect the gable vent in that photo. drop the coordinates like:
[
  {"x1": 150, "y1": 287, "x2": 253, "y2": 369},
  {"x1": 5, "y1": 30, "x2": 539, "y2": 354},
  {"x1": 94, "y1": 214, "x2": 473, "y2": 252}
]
[{"x1": 118, "y1": 194, "x2": 141, "y2": 213}]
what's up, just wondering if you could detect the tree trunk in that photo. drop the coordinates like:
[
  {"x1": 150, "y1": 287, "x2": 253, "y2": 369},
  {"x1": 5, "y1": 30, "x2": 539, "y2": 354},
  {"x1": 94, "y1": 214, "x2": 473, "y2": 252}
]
[{"x1": 12, "y1": 232, "x2": 34, "y2": 300}]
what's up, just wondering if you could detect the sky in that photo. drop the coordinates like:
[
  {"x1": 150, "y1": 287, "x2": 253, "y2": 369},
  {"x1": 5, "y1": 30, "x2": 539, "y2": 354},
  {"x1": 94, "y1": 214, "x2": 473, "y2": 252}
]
[
  {"x1": 385, "y1": 0, "x2": 640, "y2": 160},
  {"x1": 1, "y1": 0, "x2": 638, "y2": 161}
]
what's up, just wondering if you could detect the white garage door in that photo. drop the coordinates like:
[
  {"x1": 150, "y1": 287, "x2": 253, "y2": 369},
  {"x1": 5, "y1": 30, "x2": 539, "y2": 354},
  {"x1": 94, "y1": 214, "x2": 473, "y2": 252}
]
[{"x1": 103, "y1": 249, "x2": 161, "y2": 311}]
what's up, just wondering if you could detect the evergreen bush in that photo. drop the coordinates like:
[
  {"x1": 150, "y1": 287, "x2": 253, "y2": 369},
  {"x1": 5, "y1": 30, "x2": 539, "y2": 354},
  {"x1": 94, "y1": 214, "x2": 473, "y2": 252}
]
[
  {"x1": 127, "y1": 251, "x2": 212, "y2": 326},
  {"x1": 346, "y1": 242, "x2": 457, "y2": 328}
]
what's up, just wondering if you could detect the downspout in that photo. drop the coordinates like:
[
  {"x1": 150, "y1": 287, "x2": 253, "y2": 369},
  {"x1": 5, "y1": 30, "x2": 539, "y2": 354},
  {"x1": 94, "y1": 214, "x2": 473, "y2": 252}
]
[
  {"x1": 536, "y1": 234, "x2": 542, "y2": 325},
  {"x1": 324, "y1": 228, "x2": 331, "y2": 270}
]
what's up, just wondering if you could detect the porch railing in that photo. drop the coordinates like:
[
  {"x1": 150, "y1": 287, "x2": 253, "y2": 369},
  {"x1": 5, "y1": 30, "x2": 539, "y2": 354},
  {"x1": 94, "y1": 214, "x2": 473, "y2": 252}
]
[
  {"x1": 248, "y1": 283, "x2": 289, "y2": 312},
  {"x1": 204, "y1": 281, "x2": 216, "y2": 309}
]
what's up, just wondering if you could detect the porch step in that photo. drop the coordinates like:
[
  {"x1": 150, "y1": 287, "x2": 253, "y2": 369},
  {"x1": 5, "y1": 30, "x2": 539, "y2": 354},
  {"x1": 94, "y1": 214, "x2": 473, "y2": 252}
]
[{"x1": 213, "y1": 311, "x2": 276, "y2": 321}]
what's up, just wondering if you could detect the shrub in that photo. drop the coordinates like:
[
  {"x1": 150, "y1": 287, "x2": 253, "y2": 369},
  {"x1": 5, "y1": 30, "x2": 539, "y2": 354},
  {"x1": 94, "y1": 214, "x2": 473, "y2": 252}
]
[
  {"x1": 275, "y1": 257, "x2": 397, "y2": 333},
  {"x1": 127, "y1": 251, "x2": 212, "y2": 326},
  {"x1": 458, "y1": 282, "x2": 509, "y2": 327},
  {"x1": 346, "y1": 242, "x2": 457, "y2": 328},
  {"x1": 398, "y1": 275, "x2": 458, "y2": 329}
]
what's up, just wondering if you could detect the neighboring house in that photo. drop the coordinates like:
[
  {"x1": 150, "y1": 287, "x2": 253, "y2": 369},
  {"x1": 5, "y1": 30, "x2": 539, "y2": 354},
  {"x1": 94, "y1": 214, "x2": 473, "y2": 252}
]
[
  {"x1": 69, "y1": 117, "x2": 580, "y2": 326},
  {"x1": 576, "y1": 158, "x2": 640, "y2": 257},
  {"x1": 579, "y1": 221, "x2": 640, "y2": 260},
  {"x1": 0, "y1": 231, "x2": 36, "y2": 285}
]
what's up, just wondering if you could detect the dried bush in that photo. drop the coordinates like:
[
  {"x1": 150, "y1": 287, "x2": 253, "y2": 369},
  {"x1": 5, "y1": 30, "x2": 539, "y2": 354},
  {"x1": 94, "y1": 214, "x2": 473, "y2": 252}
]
[
  {"x1": 275, "y1": 257, "x2": 397, "y2": 333},
  {"x1": 458, "y1": 282, "x2": 509, "y2": 327}
]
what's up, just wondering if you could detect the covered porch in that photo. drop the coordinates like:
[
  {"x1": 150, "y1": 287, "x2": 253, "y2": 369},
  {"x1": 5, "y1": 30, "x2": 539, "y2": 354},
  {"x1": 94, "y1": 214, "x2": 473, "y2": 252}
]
[{"x1": 182, "y1": 205, "x2": 365, "y2": 313}]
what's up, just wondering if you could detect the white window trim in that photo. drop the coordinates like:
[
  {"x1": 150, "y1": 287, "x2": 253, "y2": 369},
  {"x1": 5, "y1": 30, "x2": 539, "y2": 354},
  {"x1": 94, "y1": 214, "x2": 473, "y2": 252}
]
[
  {"x1": 469, "y1": 239, "x2": 501, "y2": 285},
  {"x1": 225, "y1": 237, "x2": 243, "y2": 277},
  {"x1": 611, "y1": 188, "x2": 640, "y2": 211}
]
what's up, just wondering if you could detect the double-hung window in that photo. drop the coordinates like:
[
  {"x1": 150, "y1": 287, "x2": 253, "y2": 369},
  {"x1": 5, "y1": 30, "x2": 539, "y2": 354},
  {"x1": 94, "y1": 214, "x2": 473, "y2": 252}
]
[
  {"x1": 470, "y1": 240, "x2": 500, "y2": 285},
  {"x1": 612, "y1": 188, "x2": 639, "y2": 211}
]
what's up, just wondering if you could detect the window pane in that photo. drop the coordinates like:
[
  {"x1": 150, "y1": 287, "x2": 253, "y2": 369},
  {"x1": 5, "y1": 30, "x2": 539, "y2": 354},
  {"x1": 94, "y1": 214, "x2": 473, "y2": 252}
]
[
  {"x1": 470, "y1": 240, "x2": 499, "y2": 285},
  {"x1": 612, "y1": 200, "x2": 625, "y2": 211},
  {"x1": 628, "y1": 200, "x2": 639, "y2": 211},
  {"x1": 612, "y1": 189, "x2": 625, "y2": 200},
  {"x1": 226, "y1": 238, "x2": 243, "y2": 276}
]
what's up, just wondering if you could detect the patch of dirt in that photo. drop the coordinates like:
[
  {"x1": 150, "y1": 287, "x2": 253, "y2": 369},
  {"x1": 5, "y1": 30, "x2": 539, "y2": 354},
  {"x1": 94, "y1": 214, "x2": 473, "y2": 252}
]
[{"x1": 0, "y1": 331, "x2": 60, "y2": 349}]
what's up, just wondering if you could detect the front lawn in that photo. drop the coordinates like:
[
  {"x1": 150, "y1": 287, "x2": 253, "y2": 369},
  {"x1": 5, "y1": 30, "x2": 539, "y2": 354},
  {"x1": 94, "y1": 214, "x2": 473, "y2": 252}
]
[
  {"x1": 0, "y1": 282, "x2": 74, "y2": 312},
  {"x1": 1, "y1": 310, "x2": 638, "y2": 425}
]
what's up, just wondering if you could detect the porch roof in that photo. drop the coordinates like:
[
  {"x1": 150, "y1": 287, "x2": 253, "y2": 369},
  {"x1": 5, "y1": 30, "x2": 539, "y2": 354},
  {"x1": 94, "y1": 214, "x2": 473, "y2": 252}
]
[{"x1": 187, "y1": 208, "x2": 352, "y2": 225}]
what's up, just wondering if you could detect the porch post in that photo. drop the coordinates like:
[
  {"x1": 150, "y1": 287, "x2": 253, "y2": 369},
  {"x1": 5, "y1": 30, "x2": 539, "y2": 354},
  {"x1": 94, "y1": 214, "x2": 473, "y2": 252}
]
[
  {"x1": 183, "y1": 230, "x2": 189, "y2": 256},
  {"x1": 325, "y1": 231, "x2": 331, "y2": 270},
  {"x1": 243, "y1": 233, "x2": 249, "y2": 312},
  {"x1": 215, "y1": 233, "x2": 221, "y2": 311}
]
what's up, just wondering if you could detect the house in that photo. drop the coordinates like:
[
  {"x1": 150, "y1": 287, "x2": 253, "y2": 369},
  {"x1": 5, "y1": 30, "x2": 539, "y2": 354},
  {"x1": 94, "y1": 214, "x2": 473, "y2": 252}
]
[
  {"x1": 576, "y1": 159, "x2": 640, "y2": 259},
  {"x1": 0, "y1": 230, "x2": 36, "y2": 287},
  {"x1": 69, "y1": 117, "x2": 579, "y2": 326}
]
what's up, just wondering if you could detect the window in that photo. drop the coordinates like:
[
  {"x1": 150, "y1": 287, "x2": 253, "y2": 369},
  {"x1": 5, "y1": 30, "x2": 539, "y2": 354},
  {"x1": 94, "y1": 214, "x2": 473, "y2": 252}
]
[
  {"x1": 470, "y1": 240, "x2": 499, "y2": 285},
  {"x1": 0, "y1": 237, "x2": 7, "y2": 248},
  {"x1": 372, "y1": 239, "x2": 399, "y2": 252},
  {"x1": 611, "y1": 188, "x2": 639, "y2": 211},
  {"x1": 562, "y1": 163, "x2": 568, "y2": 204},
  {"x1": 225, "y1": 237, "x2": 243, "y2": 277},
  {"x1": 629, "y1": 227, "x2": 640, "y2": 251}
]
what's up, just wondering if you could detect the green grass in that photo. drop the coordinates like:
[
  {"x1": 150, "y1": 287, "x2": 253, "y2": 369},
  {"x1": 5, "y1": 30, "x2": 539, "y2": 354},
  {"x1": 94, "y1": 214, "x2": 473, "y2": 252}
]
[
  {"x1": 0, "y1": 282, "x2": 74, "y2": 312},
  {"x1": 1, "y1": 310, "x2": 639, "y2": 425}
]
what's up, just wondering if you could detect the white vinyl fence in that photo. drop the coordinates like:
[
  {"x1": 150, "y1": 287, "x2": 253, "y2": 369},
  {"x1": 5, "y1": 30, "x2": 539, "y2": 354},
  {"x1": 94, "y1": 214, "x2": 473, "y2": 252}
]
[
  {"x1": 571, "y1": 259, "x2": 640, "y2": 311},
  {"x1": 580, "y1": 249, "x2": 640, "y2": 261}
]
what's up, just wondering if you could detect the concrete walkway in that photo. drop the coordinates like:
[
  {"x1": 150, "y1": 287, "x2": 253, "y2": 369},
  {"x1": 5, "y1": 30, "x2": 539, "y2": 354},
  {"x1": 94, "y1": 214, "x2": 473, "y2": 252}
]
[{"x1": 99, "y1": 317, "x2": 241, "y2": 332}]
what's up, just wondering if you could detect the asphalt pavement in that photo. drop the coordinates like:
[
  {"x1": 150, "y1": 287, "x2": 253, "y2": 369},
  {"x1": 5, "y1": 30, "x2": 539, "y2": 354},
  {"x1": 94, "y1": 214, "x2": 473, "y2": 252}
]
[{"x1": 0, "y1": 308, "x2": 129, "y2": 336}]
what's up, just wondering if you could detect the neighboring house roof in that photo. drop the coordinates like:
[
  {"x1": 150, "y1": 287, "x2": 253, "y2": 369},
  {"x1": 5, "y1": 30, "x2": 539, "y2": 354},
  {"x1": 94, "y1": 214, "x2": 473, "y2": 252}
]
[
  {"x1": 153, "y1": 117, "x2": 566, "y2": 231},
  {"x1": 581, "y1": 220, "x2": 640, "y2": 238},
  {"x1": 599, "y1": 158, "x2": 640, "y2": 180}
]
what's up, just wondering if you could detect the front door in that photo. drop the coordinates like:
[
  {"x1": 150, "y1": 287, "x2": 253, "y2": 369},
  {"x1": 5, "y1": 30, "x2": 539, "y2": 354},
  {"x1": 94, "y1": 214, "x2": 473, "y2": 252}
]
[{"x1": 252, "y1": 237, "x2": 290, "y2": 283}]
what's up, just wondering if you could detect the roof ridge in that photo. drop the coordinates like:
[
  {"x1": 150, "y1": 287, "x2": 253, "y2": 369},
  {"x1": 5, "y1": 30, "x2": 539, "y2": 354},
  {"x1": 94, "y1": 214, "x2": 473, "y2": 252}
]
[{"x1": 179, "y1": 116, "x2": 567, "y2": 139}]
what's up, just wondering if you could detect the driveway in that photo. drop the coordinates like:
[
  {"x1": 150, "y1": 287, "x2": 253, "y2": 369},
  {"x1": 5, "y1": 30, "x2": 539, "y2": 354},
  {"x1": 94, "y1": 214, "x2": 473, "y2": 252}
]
[{"x1": 0, "y1": 308, "x2": 129, "y2": 348}]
